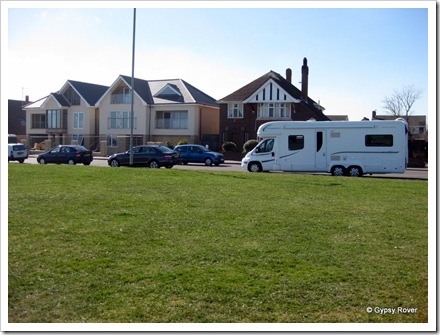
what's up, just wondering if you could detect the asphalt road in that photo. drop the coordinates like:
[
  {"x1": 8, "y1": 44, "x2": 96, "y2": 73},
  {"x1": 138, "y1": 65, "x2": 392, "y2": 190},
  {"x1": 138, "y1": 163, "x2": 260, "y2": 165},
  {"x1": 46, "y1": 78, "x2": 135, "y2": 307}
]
[{"x1": 17, "y1": 155, "x2": 428, "y2": 180}]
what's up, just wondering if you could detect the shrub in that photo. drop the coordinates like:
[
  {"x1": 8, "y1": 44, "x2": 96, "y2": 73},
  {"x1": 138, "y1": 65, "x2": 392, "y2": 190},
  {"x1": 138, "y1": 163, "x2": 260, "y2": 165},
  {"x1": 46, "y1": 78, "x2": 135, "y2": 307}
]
[
  {"x1": 177, "y1": 139, "x2": 188, "y2": 145},
  {"x1": 222, "y1": 141, "x2": 237, "y2": 152},
  {"x1": 243, "y1": 139, "x2": 259, "y2": 153},
  {"x1": 165, "y1": 141, "x2": 174, "y2": 149}
]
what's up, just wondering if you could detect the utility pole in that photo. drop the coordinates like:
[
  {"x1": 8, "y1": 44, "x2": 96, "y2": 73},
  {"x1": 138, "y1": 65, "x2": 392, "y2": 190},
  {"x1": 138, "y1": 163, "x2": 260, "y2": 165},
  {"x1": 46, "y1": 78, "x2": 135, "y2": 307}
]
[{"x1": 129, "y1": 8, "x2": 136, "y2": 166}]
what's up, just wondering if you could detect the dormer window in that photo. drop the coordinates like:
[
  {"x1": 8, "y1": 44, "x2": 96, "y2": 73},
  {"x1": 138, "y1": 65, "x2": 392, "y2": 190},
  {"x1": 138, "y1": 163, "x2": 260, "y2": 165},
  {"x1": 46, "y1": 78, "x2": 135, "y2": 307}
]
[
  {"x1": 63, "y1": 87, "x2": 80, "y2": 105},
  {"x1": 155, "y1": 84, "x2": 181, "y2": 97},
  {"x1": 154, "y1": 84, "x2": 183, "y2": 102}
]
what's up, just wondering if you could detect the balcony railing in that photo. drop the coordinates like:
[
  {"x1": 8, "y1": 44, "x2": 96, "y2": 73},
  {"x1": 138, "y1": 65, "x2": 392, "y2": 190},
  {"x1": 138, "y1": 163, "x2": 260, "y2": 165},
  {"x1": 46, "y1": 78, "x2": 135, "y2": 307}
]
[
  {"x1": 107, "y1": 117, "x2": 137, "y2": 129},
  {"x1": 111, "y1": 94, "x2": 132, "y2": 104}
]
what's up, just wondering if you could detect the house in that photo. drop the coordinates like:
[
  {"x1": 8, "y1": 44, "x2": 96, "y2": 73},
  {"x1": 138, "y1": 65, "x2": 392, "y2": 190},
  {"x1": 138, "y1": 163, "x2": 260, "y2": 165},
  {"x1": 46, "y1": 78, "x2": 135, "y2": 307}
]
[
  {"x1": 96, "y1": 75, "x2": 220, "y2": 154},
  {"x1": 23, "y1": 80, "x2": 109, "y2": 149},
  {"x1": 22, "y1": 75, "x2": 220, "y2": 154},
  {"x1": 372, "y1": 111, "x2": 427, "y2": 167},
  {"x1": 8, "y1": 97, "x2": 30, "y2": 142},
  {"x1": 217, "y1": 58, "x2": 330, "y2": 151}
]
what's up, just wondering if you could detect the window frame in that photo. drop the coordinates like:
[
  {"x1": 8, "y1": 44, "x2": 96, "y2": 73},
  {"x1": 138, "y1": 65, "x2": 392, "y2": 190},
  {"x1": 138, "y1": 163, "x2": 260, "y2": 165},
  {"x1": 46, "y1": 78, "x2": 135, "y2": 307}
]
[
  {"x1": 227, "y1": 103, "x2": 243, "y2": 119},
  {"x1": 288, "y1": 135, "x2": 305, "y2": 151},
  {"x1": 73, "y1": 112, "x2": 84, "y2": 129},
  {"x1": 365, "y1": 134, "x2": 393, "y2": 147}
]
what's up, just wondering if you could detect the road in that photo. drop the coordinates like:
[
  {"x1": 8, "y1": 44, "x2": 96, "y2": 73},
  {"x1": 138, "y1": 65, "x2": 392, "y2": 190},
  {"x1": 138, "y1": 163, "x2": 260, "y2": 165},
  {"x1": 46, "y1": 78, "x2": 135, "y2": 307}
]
[{"x1": 17, "y1": 155, "x2": 428, "y2": 180}]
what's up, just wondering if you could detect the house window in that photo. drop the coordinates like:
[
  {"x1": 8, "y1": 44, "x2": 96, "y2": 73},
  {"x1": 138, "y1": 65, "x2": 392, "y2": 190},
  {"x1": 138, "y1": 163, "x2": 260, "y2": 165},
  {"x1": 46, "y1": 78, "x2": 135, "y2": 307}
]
[
  {"x1": 31, "y1": 114, "x2": 46, "y2": 129},
  {"x1": 47, "y1": 109, "x2": 61, "y2": 129},
  {"x1": 258, "y1": 103, "x2": 291, "y2": 119},
  {"x1": 109, "y1": 111, "x2": 131, "y2": 129},
  {"x1": 63, "y1": 87, "x2": 80, "y2": 105},
  {"x1": 227, "y1": 103, "x2": 243, "y2": 118},
  {"x1": 73, "y1": 112, "x2": 84, "y2": 129},
  {"x1": 111, "y1": 87, "x2": 132, "y2": 104},
  {"x1": 156, "y1": 111, "x2": 188, "y2": 129},
  {"x1": 107, "y1": 135, "x2": 117, "y2": 147},
  {"x1": 365, "y1": 135, "x2": 393, "y2": 147}
]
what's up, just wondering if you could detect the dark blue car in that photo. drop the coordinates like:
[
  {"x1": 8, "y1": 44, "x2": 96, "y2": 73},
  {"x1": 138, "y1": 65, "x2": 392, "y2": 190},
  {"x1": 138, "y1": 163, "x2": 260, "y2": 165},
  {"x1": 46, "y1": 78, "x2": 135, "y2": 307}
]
[{"x1": 174, "y1": 144, "x2": 224, "y2": 166}]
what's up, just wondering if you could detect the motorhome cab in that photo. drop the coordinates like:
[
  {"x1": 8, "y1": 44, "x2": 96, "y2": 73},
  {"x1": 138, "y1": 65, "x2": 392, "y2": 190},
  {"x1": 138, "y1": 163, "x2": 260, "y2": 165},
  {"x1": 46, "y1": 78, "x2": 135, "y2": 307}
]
[{"x1": 241, "y1": 119, "x2": 408, "y2": 176}]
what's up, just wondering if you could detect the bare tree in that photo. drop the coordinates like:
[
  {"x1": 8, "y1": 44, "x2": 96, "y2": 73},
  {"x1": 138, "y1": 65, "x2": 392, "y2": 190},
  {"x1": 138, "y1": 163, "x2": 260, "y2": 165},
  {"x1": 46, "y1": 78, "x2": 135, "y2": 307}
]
[{"x1": 382, "y1": 84, "x2": 424, "y2": 117}]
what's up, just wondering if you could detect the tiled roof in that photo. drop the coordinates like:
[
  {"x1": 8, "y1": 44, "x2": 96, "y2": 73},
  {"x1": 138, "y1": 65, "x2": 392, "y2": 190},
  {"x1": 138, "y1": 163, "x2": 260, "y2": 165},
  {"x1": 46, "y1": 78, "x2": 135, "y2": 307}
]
[
  {"x1": 120, "y1": 75, "x2": 153, "y2": 104},
  {"x1": 67, "y1": 80, "x2": 109, "y2": 106},
  {"x1": 218, "y1": 70, "x2": 329, "y2": 120},
  {"x1": 120, "y1": 76, "x2": 218, "y2": 107},
  {"x1": 51, "y1": 93, "x2": 70, "y2": 107}
]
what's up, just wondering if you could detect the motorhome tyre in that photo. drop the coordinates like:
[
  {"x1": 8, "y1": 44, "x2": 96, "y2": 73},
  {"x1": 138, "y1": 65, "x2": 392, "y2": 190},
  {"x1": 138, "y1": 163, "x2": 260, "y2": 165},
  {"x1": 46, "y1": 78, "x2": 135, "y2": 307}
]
[
  {"x1": 248, "y1": 162, "x2": 262, "y2": 172},
  {"x1": 331, "y1": 165, "x2": 345, "y2": 176},
  {"x1": 348, "y1": 166, "x2": 363, "y2": 177}
]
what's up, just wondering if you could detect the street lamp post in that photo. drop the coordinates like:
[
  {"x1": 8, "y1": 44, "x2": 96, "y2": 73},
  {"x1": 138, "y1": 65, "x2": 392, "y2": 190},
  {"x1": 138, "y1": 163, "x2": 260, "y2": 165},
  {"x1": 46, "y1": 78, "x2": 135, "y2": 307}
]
[{"x1": 129, "y1": 8, "x2": 136, "y2": 166}]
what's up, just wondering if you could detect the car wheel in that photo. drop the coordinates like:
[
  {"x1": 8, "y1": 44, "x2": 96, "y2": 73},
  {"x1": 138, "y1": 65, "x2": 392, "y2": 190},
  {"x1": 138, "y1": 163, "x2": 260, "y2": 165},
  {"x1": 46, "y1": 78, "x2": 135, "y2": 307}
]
[
  {"x1": 331, "y1": 165, "x2": 345, "y2": 176},
  {"x1": 18, "y1": 159, "x2": 24, "y2": 163},
  {"x1": 39, "y1": 158, "x2": 46, "y2": 165},
  {"x1": 204, "y1": 157, "x2": 213, "y2": 166},
  {"x1": 348, "y1": 166, "x2": 363, "y2": 177},
  {"x1": 110, "y1": 159, "x2": 120, "y2": 167},
  {"x1": 165, "y1": 165, "x2": 173, "y2": 169},
  {"x1": 149, "y1": 160, "x2": 160, "y2": 168},
  {"x1": 68, "y1": 159, "x2": 76, "y2": 165},
  {"x1": 248, "y1": 162, "x2": 262, "y2": 172},
  {"x1": 84, "y1": 162, "x2": 91, "y2": 166}
]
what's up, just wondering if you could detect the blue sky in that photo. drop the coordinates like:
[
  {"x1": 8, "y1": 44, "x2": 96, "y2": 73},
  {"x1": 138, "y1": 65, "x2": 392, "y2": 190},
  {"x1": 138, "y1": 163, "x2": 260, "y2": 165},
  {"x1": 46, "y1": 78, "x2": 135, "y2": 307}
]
[{"x1": 3, "y1": 2, "x2": 434, "y2": 123}]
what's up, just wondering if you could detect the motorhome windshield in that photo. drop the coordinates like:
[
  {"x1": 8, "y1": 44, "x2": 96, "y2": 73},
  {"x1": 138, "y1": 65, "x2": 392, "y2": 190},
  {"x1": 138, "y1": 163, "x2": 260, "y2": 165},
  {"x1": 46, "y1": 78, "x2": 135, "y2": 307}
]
[{"x1": 256, "y1": 139, "x2": 274, "y2": 153}]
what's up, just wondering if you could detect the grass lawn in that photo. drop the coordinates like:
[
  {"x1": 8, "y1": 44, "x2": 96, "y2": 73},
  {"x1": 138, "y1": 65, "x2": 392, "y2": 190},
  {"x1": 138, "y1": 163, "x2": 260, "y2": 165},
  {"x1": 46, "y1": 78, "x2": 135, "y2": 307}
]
[{"x1": 8, "y1": 164, "x2": 428, "y2": 323}]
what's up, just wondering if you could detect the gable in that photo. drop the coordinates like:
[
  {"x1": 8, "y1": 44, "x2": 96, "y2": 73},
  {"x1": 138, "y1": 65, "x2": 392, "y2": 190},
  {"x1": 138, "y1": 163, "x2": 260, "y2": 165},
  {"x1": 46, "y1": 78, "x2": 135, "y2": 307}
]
[{"x1": 243, "y1": 78, "x2": 301, "y2": 104}]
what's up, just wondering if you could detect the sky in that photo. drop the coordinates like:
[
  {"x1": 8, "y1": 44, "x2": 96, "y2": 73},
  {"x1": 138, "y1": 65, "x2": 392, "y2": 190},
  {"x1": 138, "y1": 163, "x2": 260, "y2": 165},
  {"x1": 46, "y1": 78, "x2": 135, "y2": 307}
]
[{"x1": 3, "y1": 1, "x2": 434, "y2": 123}]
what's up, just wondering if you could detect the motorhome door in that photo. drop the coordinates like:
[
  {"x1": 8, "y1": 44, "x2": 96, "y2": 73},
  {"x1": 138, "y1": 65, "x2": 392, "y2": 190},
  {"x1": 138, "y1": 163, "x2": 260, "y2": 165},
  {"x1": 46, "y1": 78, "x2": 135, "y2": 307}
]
[{"x1": 315, "y1": 131, "x2": 327, "y2": 170}]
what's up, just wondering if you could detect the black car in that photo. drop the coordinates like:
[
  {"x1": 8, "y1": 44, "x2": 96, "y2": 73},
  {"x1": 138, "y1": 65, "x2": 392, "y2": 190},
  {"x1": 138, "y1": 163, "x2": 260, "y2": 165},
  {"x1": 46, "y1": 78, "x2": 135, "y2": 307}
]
[
  {"x1": 37, "y1": 145, "x2": 93, "y2": 165},
  {"x1": 108, "y1": 145, "x2": 181, "y2": 168}
]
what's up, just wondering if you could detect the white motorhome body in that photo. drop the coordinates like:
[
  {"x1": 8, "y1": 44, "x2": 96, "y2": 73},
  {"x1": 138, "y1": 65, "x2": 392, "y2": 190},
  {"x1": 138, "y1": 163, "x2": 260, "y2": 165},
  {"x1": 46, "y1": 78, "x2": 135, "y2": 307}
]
[{"x1": 241, "y1": 119, "x2": 408, "y2": 176}]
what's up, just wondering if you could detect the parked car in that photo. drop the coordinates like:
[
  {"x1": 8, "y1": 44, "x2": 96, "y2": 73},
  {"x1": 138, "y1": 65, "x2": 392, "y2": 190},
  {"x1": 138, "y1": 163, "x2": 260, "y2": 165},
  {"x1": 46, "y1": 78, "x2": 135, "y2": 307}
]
[
  {"x1": 8, "y1": 143, "x2": 28, "y2": 163},
  {"x1": 108, "y1": 145, "x2": 181, "y2": 168},
  {"x1": 37, "y1": 145, "x2": 93, "y2": 165},
  {"x1": 174, "y1": 144, "x2": 224, "y2": 166}
]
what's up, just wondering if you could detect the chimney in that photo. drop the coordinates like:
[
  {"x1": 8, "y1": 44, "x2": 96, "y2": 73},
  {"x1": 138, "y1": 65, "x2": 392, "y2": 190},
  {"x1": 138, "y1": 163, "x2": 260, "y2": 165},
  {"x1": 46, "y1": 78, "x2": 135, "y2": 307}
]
[
  {"x1": 286, "y1": 68, "x2": 292, "y2": 83},
  {"x1": 301, "y1": 57, "x2": 309, "y2": 101},
  {"x1": 25, "y1": 95, "x2": 29, "y2": 103},
  {"x1": 372, "y1": 110, "x2": 377, "y2": 119}
]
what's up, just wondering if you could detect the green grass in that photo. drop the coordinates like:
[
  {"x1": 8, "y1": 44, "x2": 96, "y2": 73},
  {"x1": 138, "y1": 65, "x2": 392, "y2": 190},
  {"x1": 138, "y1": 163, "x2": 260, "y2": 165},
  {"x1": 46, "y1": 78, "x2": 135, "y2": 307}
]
[{"x1": 8, "y1": 164, "x2": 428, "y2": 323}]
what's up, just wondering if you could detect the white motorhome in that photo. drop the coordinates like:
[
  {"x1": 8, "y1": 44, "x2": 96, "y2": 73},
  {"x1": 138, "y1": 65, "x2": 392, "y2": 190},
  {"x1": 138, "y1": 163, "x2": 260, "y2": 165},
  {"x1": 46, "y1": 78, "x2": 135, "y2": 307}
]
[{"x1": 241, "y1": 119, "x2": 408, "y2": 176}]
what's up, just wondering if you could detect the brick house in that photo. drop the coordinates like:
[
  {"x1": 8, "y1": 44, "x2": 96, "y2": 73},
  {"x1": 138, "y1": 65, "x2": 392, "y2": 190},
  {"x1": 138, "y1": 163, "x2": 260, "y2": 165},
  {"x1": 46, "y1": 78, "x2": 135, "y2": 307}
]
[{"x1": 218, "y1": 58, "x2": 329, "y2": 151}]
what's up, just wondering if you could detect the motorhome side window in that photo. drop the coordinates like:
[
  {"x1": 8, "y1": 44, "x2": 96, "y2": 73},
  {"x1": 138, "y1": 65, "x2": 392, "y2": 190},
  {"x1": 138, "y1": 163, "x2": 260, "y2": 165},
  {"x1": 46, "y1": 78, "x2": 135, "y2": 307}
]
[
  {"x1": 256, "y1": 139, "x2": 274, "y2": 153},
  {"x1": 288, "y1": 135, "x2": 304, "y2": 150},
  {"x1": 365, "y1": 135, "x2": 393, "y2": 147}
]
